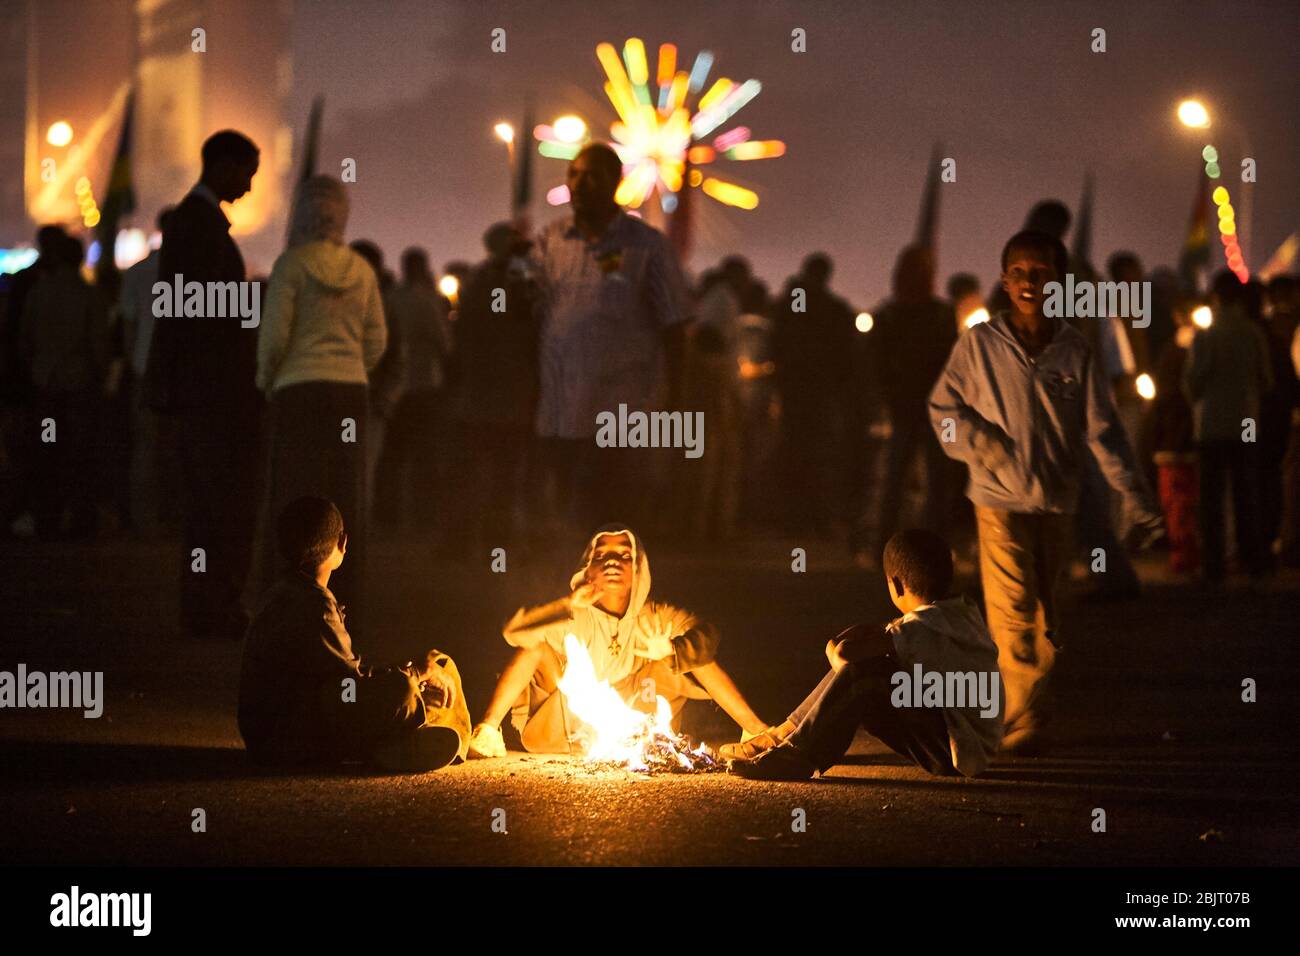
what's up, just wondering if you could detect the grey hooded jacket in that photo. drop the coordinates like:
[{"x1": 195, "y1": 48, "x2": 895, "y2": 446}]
[{"x1": 928, "y1": 312, "x2": 1156, "y2": 517}]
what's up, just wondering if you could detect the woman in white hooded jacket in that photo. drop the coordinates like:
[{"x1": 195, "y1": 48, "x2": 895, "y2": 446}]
[{"x1": 255, "y1": 175, "x2": 387, "y2": 627}]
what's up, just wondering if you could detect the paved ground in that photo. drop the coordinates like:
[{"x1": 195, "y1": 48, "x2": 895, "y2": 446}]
[{"x1": 1, "y1": 533, "x2": 1296, "y2": 865}]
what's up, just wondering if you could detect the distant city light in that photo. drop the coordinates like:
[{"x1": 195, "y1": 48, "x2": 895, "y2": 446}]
[
  {"x1": 114, "y1": 228, "x2": 150, "y2": 270},
  {"x1": 1177, "y1": 99, "x2": 1210, "y2": 129},
  {"x1": 855, "y1": 312, "x2": 874, "y2": 333},
  {"x1": 552, "y1": 115, "x2": 588, "y2": 144},
  {"x1": 1192, "y1": 306, "x2": 1213, "y2": 329},
  {"x1": 1136, "y1": 373, "x2": 1156, "y2": 400},
  {"x1": 0, "y1": 247, "x2": 40, "y2": 275},
  {"x1": 46, "y1": 121, "x2": 73, "y2": 147}
]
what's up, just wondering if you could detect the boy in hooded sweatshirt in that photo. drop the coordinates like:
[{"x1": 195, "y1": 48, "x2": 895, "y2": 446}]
[
  {"x1": 729, "y1": 529, "x2": 1002, "y2": 780},
  {"x1": 928, "y1": 230, "x2": 1163, "y2": 753},
  {"x1": 466, "y1": 524, "x2": 771, "y2": 756}
]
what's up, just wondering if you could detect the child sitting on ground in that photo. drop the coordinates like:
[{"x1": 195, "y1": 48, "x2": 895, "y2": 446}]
[
  {"x1": 467, "y1": 524, "x2": 772, "y2": 756},
  {"x1": 238, "y1": 496, "x2": 470, "y2": 772},
  {"x1": 727, "y1": 529, "x2": 1003, "y2": 780}
]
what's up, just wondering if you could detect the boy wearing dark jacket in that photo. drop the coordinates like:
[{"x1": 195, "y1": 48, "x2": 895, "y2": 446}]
[{"x1": 238, "y1": 496, "x2": 469, "y2": 771}]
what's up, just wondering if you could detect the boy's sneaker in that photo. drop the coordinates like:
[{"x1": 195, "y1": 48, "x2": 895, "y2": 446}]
[
  {"x1": 467, "y1": 722, "x2": 506, "y2": 759},
  {"x1": 718, "y1": 720, "x2": 796, "y2": 761},
  {"x1": 373, "y1": 725, "x2": 461, "y2": 773},
  {"x1": 729, "y1": 744, "x2": 817, "y2": 781}
]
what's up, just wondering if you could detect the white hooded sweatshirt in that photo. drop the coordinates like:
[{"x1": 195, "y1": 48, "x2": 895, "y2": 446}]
[
  {"x1": 502, "y1": 527, "x2": 719, "y2": 685},
  {"x1": 257, "y1": 239, "x2": 387, "y2": 393}
]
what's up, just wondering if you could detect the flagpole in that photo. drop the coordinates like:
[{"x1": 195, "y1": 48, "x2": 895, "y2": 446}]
[
  {"x1": 914, "y1": 141, "x2": 943, "y2": 256},
  {"x1": 285, "y1": 96, "x2": 323, "y2": 249},
  {"x1": 507, "y1": 137, "x2": 516, "y2": 218}
]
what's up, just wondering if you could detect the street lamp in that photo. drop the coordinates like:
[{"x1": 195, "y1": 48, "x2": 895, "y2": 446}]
[
  {"x1": 46, "y1": 120, "x2": 73, "y2": 147},
  {"x1": 438, "y1": 273, "x2": 460, "y2": 303},
  {"x1": 1176, "y1": 99, "x2": 1210, "y2": 129},
  {"x1": 553, "y1": 115, "x2": 588, "y2": 144},
  {"x1": 494, "y1": 122, "x2": 516, "y2": 217}
]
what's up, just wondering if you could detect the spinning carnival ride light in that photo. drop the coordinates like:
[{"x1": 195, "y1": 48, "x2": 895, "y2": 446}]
[{"x1": 537, "y1": 38, "x2": 785, "y2": 213}]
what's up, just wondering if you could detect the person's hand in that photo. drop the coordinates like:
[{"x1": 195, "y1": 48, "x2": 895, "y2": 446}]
[
  {"x1": 825, "y1": 638, "x2": 849, "y2": 672},
  {"x1": 634, "y1": 618, "x2": 675, "y2": 661},
  {"x1": 1125, "y1": 512, "x2": 1166, "y2": 552},
  {"x1": 825, "y1": 637, "x2": 870, "y2": 672},
  {"x1": 419, "y1": 665, "x2": 457, "y2": 711},
  {"x1": 569, "y1": 580, "x2": 602, "y2": 610},
  {"x1": 825, "y1": 625, "x2": 887, "y2": 671},
  {"x1": 978, "y1": 426, "x2": 1015, "y2": 472}
]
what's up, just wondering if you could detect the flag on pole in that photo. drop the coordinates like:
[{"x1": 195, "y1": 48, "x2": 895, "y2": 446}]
[
  {"x1": 299, "y1": 95, "x2": 323, "y2": 184},
  {"x1": 96, "y1": 88, "x2": 136, "y2": 278},
  {"x1": 668, "y1": 160, "x2": 694, "y2": 264},
  {"x1": 1177, "y1": 169, "x2": 1210, "y2": 293},
  {"x1": 1258, "y1": 233, "x2": 1297, "y2": 282},
  {"x1": 914, "y1": 141, "x2": 943, "y2": 253},
  {"x1": 1070, "y1": 171, "x2": 1094, "y2": 275},
  {"x1": 285, "y1": 96, "x2": 324, "y2": 247},
  {"x1": 512, "y1": 103, "x2": 534, "y2": 235}
]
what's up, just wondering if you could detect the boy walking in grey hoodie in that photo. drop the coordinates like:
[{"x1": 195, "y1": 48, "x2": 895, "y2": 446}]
[{"x1": 927, "y1": 231, "x2": 1162, "y2": 752}]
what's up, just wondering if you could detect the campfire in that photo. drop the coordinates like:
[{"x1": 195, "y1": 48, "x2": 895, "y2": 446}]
[{"x1": 555, "y1": 634, "x2": 722, "y2": 774}]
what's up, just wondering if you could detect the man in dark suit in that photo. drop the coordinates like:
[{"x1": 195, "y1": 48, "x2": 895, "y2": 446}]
[{"x1": 145, "y1": 130, "x2": 262, "y2": 640}]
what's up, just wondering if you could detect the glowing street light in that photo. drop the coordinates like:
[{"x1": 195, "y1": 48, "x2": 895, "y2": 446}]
[
  {"x1": 854, "y1": 312, "x2": 874, "y2": 333},
  {"x1": 1136, "y1": 373, "x2": 1156, "y2": 400},
  {"x1": 46, "y1": 121, "x2": 73, "y2": 147},
  {"x1": 438, "y1": 274, "x2": 460, "y2": 302},
  {"x1": 494, "y1": 123, "x2": 517, "y2": 217},
  {"x1": 553, "y1": 115, "x2": 588, "y2": 144},
  {"x1": 1192, "y1": 305, "x2": 1213, "y2": 329},
  {"x1": 1177, "y1": 99, "x2": 1210, "y2": 129}
]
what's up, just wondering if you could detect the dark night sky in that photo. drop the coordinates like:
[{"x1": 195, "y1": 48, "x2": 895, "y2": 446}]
[{"x1": 287, "y1": 0, "x2": 1297, "y2": 306}]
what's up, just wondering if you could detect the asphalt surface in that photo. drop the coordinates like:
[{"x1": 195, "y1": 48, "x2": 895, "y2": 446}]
[{"x1": 1, "y1": 533, "x2": 1296, "y2": 865}]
